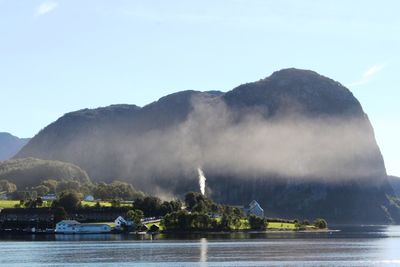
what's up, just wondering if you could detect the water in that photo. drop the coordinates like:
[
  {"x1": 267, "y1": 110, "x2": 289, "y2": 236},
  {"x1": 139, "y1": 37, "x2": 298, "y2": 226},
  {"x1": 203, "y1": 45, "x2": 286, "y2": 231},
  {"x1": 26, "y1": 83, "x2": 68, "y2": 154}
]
[{"x1": 1, "y1": 225, "x2": 400, "y2": 266}]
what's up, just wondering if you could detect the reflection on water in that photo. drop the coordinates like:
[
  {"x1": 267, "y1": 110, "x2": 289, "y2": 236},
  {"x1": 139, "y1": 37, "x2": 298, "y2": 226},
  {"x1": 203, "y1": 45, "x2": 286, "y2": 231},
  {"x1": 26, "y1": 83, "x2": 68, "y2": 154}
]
[
  {"x1": 0, "y1": 225, "x2": 400, "y2": 266},
  {"x1": 200, "y1": 237, "x2": 207, "y2": 265}
]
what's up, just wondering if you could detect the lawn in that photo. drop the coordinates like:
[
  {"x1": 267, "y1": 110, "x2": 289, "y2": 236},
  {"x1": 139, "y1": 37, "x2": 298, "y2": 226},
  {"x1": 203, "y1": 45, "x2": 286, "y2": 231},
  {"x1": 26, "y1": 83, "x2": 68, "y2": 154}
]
[
  {"x1": 0, "y1": 200, "x2": 131, "y2": 209},
  {"x1": 267, "y1": 222, "x2": 297, "y2": 230},
  {"x1": 0, "y1": 200, "x2": 20, "y2": 208},
  {"x1": 81, "y1": 201, "x2": 112, "y2": 207},
  {"x1": 81, "y1": 201, "x2": 132, "y2": 207},
  {"x1": 0, "y1": 200, "x2": 54, "y2": 208}
]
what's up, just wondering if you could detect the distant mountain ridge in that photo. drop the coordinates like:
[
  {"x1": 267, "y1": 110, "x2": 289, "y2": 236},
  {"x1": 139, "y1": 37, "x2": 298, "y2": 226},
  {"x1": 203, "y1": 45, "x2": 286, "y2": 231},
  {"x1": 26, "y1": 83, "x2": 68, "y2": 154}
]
[
  {"x1": 0, "y1": 132, "x2": 30, "y2": 161},
  {"x1": 0, "y1": 157, "x2": 90, "y2": 187},
  {"x1": 15, "y1": 68, "x2": 399, "y2": 223}
]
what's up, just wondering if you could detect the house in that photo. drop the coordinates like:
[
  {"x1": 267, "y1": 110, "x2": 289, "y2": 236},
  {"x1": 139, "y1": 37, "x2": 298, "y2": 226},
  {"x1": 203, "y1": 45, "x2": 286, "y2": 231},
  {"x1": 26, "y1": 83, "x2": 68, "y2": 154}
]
[
  {"x1": 0, "y1": 208, "x2": 54, "y2": 222},
  {"x1": 148, "y1": 224, "x2": 160, "y2": 233},
  {"x1": 84, "y1": 195, "x2": 95, "y2": 201},
  {"x1": 0, "y1": 208, "x2": 55, "y2": 230},
  {"x1": 55, "y1": 216, "x2": 131, "y2": 234},
  {"x1": 0, "y1": 192, "x2": 9, "y2": 200},
  {"x1": 55, "y1": 220, "x2": 112, "y2": 234},
  {"x1": 42, "y1": 193, "x2": 57, "y2": 201},
  {"x1": 114, "y1": 216, "x2": 133, "y2": 228},
  {"x1": 246, "y1": 200, "x2": 264, "y2": 218}
]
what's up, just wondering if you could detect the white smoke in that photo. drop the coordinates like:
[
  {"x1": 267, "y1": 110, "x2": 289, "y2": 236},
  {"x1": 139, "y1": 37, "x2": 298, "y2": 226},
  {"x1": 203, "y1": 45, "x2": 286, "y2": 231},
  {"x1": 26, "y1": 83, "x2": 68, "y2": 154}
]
[{"x1": 197, "y1": 167, "x2": 206, "y2": 195}]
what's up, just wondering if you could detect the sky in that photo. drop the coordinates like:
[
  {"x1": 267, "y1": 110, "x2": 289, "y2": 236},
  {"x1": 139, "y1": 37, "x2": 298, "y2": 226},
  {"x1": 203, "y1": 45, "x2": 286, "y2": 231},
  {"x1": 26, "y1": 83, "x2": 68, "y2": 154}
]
[{"x1": 0, "y1": 0, "x2": 399, "y2": 176}]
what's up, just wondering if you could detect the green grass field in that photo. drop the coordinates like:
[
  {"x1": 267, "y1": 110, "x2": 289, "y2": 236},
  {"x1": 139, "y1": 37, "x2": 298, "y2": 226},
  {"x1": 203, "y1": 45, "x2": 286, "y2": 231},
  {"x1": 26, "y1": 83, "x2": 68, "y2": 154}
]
[
  {"x1": 81, "y1": 201, "x2": 132, "y2": 207},
  {"x1": 81, "y1": 201, "x2": 113, "y2": 207},
  {"x1": 0, "y1": 200, "x2": 20, "y2": 208},
  {"x1": 267, "y1": 222, "x2": 297, "y2": 230},
  {"x1": 0, "y1": 200, "x2": 129, "y2": 208}
]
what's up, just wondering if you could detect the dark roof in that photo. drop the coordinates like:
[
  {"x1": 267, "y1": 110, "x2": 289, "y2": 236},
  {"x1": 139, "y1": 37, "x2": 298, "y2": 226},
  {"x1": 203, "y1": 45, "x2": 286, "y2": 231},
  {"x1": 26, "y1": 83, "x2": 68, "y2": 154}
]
[
  {"x1": 71, "y1": 207, "x2": 129, "y2": 214},
  {"x1": 0, "y1": 208, "x2": 53, "y2": 215}
]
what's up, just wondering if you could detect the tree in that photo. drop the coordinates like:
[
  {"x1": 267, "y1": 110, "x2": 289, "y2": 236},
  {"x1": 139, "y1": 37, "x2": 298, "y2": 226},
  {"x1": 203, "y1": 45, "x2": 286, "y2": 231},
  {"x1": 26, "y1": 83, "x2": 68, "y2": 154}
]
[
  {"x1": 34, "y1": 185, "x2": 50, "y2": 196},
  {"x1": 111, "y1": 199, "x2": 121, "y2": 207},
  {"x1": 24, "y1": 199, "x2": 37, "y2": 208},
  {"x1": 54, "y1": 207, "x2": 68, "y2": 224},
  {"x1": 0, "y1": 180, "x2": 17, "y2": 193},
  {"x1": 134, "y1": 196, "x2": 162, "y2": 217},
  {"x1": 248, "y1": 215, "x2": 266, "y2": 230},
  {"x1": 314, "y1": 218, "x2": 328, "y2": 229},
  {"x1": 57, "y1": 180, "x2": 81, "y2": 193},
  {"x1": 169, "y1": 199, "x2": 182, "y2": 212},
  {"x1": 36, "y1": 197, "x2": 44, "y2": 207},
  {"x1": 184, "y1": 192, "x2": 198, "y2": 210},
  {"x1": 41, "y1": 179, "x2": 58, "y2": 193},
  {"x1": 93, "y1": 181, "x2": 144, "y2": 200},
  {"x1": 184, "y1": 192, "x2": 218, "y2": 214},
  {"x1": 126, "y1": 209, "x2": 144, "y2": 226},
  {"x1": 56, "y1": 191, "x2": 81, "y2": 211}
]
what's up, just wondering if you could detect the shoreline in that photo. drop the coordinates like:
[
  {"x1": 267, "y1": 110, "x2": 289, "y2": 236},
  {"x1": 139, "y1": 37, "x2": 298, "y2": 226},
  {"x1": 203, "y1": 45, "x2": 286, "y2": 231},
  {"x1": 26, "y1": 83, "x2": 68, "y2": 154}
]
[
  {"x1": 0, "y1": 228, "x2": 336, "y2": 236},
  {"x1": 157, "y1": 228, "x2": 335, "y2": 235}
]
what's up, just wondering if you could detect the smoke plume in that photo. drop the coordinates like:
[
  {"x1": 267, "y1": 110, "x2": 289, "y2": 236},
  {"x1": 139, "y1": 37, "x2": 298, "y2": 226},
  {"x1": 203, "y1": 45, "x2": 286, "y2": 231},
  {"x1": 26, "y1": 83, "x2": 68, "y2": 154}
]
[{"x1": 197, "y1": 167, "x2": 206, "y2": 195}]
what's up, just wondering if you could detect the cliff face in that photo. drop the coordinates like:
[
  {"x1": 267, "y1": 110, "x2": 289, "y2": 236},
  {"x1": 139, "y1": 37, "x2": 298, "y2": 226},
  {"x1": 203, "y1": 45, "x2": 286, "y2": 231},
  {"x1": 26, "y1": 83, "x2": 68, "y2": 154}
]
[{"x1": 15, "y1": 68, "x2": 397, "y2": 223}]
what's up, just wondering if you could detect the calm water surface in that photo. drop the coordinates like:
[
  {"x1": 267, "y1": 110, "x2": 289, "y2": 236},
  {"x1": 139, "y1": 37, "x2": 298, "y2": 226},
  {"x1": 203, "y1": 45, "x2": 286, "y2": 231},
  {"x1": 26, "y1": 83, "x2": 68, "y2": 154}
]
[{"x1": 1, "y1": 225, "x2": 400, "y2": 266}]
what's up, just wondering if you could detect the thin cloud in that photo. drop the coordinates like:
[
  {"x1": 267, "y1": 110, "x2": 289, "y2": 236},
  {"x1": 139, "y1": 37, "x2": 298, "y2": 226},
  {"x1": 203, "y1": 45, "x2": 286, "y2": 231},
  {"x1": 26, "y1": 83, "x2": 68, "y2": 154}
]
[
  {"x1": 348, "y1": 64, "x2": 385, "y2": 87},
  {"x1": 35, "y1": 1, "x2": 58, "y2": 17}
]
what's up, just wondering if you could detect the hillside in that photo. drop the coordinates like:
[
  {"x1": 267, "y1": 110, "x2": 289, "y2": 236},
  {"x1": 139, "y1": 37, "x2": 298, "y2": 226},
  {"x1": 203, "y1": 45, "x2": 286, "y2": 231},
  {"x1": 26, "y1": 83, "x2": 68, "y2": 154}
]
[
  {"x1": 15, "y1": 68, "x2": 399, "y2": 223},
  {"x1": 389, "y1": 176, "x2": 400, "y2": 197},
  {"x1": 0, "y1": 158, "x2": 90, "y2": 187},
  {"x1": 0, "y1": 133, "x2": 30, "y2": 160}
]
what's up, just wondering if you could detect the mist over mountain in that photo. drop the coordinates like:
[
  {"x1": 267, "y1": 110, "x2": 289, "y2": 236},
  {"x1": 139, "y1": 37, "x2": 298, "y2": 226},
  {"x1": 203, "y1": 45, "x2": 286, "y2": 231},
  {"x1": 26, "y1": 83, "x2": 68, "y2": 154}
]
[
  {"x1": 15, "y1": 68, "x2": 399, "y2": 223},
  {"x1": 0, "y1": 132, "x2": 30, "y2": 161}
]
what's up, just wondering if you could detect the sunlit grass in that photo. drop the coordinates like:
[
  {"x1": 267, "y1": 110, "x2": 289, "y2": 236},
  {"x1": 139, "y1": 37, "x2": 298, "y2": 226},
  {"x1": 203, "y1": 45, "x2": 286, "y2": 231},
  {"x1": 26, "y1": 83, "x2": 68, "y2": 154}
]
[
  {"x1": 267, "y1": 222, "x2": 297, "y2": 230},
  {"x1": 0, "y1": 200, "x2": 20, "y2": 208}
]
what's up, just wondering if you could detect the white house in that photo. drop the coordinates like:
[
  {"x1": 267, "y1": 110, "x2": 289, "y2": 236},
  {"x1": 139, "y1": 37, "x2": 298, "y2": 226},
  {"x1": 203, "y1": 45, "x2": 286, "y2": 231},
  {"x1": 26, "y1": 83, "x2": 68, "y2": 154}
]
[
  {"x1": 0, "y1": 192, "x2": 9, "y2": 200},
  {"x1": 246, "y1": 200, "x2": 264, "y2": 218},
  {"x1": 56, "y1": 220, "x2": 112, "y2": 234},
  {"x1": 55, "y1": 216, "x2": 132, "y2": 234},
  {"x1": 42, "y1": 193, "x2": 57, "y2": 201},
  {"x1": 84, "y1": 195, "x2": 95, "y2": 201},
  {"x1": 114, "y1": 216, "x2": 133, "y2": 227}
]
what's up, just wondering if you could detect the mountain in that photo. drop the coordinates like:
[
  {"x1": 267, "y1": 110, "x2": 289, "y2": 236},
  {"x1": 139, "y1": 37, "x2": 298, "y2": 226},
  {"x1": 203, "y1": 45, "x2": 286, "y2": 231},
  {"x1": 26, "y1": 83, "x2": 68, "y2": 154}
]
[
  {"x1": 15, "y1": 68, "x2": 399, "y2": 223},
  {"x1": 389, "y1": 176, "x2": 400, "y2": 197},
  {"x1": 0, "y1": 157, "x2": 90, "y2": 188},
  {"x1": 0, "y1": 132, "x2": 30, "y2": 161}
]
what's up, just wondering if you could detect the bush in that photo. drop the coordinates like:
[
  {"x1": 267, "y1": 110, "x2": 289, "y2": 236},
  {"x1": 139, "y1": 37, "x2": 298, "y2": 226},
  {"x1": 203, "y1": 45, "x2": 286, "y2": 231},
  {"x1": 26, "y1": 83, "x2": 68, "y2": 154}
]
[
  {"x1": 248, "y1": 215, "x2": 266, "y2": 230},
  {"x1": 314, "y1": 218, "x2": 328, "y2": 229},
  {"x1": 55, "y1": 191, "x2": 82, "y2": 211}
]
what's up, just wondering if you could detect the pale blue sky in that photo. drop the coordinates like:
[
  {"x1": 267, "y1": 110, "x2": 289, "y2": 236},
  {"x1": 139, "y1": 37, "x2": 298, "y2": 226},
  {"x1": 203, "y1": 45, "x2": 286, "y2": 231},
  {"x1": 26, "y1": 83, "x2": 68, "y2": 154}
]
[{"x1": 0, "y1": 0, "x2": 399, "y2": 175}]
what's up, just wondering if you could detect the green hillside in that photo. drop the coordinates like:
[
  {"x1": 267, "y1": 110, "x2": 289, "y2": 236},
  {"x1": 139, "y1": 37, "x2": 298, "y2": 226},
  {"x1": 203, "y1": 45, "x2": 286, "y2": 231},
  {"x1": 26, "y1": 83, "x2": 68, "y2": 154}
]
[{"x1": 0, "y1": 157, "x2": 90, "y2": 187}]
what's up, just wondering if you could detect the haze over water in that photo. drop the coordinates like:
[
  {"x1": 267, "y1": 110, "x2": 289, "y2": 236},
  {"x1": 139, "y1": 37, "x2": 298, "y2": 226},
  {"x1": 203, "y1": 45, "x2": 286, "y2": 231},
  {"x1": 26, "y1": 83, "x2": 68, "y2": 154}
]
[{"x1": 1, "y1": 225, "x2": 400, "y2": 266}]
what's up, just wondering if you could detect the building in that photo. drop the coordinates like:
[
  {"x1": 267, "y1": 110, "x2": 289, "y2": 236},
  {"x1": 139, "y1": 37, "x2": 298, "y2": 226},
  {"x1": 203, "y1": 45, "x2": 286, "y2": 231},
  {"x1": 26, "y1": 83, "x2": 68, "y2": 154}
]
[
  {"x1": 0, "y1": 207, "x2": 130, "y2": 231},
  {"x1": 246, "y1": 200, "x2": 264, "y2": 218},
  {"x1": 0, "y1": 192, "x2": 9, "y2": 200},
  {"x1": 55, "y1": 220, "x2": 112, "y2": 234},
  {"x1": 69, "y1": 207, "x2": 130, "y2": 222},
  {"x1": 42, "y1": 193, "x2": 57, "y2": 201},
  {"x1": 55, "y1": 216, "x2": 130, "y2": 234},
  {"x1": 0, "y1": 208, "x2": 55, "y2": 230},
  {"x1": 84, "y1": 195, "x2": 95, "y2": 201}
]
